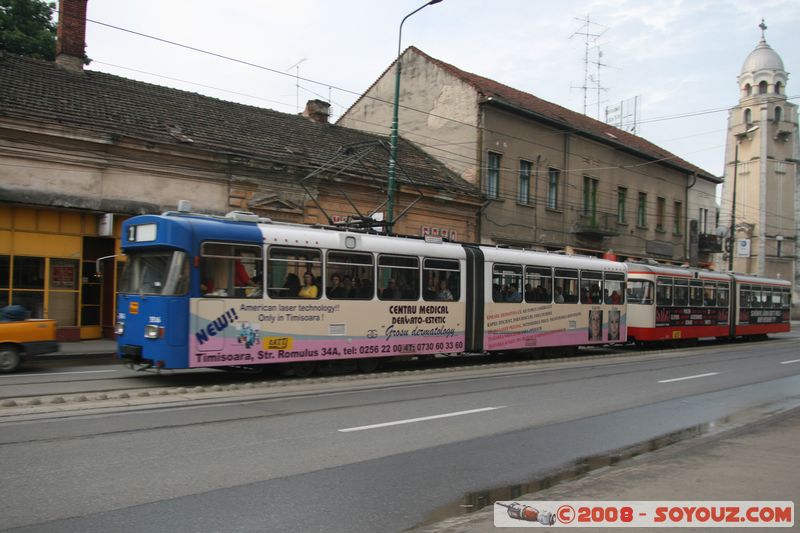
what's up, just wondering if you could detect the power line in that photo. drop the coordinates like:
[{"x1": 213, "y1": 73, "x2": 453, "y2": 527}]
[
  {"x1": 36, "y1": 13, "x2": 800, "y2": 231},
  {"x1": 77, "y1": 12, "x2": 790, "y2": 179}
]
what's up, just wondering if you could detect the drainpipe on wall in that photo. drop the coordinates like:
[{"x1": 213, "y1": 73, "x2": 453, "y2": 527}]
[
  {"x1": 533, "y1": 154, "x2": 541, "y2": 241},
  {"x1": 686, "y1": 172, "x2": 696, "y2": 265},
  {"x1": 561, "y1": 133, "x2": 571, "y2": 248},
  {"x1": 476, "y1": 105, "x2": 485, "y2": 243}
]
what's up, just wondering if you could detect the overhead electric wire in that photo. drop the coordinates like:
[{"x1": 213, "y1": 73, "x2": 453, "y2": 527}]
[
  {"x1": 40, "y1": 12, "x2": 800, "y2": 233},
  {"x1": 76, "y1": 12, "x2": 800, "y2": 178}
]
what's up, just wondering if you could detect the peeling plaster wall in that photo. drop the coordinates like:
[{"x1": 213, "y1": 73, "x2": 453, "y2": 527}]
[{"x1": 339, "y1": 50, "x2": 480, "y2": 184}]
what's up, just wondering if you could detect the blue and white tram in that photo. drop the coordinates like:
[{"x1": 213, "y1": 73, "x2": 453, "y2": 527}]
[{"x1": 115, "y1": 210, "x2": 627, "y2": 372}]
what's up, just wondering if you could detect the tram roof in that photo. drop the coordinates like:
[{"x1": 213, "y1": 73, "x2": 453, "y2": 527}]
[{"x1": 479, "y1": 247, "x2": 627, "y2": 272}]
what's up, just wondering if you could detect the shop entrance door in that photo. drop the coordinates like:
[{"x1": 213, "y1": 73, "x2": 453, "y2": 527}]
[{"x1": 81, "y1": 236, "x2": 116, "y2": 339}]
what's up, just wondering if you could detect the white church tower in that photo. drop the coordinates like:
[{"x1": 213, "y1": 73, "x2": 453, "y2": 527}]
[{"x1": 719, "y1": 20, "x2": 798, "y2": 311}]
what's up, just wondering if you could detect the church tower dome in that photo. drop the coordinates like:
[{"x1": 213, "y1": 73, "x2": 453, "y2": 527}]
[{"x1": 737, "y1": 19, "x2": 788, "y2": 100}]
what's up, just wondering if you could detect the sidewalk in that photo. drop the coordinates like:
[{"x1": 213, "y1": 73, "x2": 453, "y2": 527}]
[
  {"x1": 415, "y1": 407, "x2": 800, "y2": 532},
  {"x1": 47, "y1": 338, "x2": 117, "y2": 359}
]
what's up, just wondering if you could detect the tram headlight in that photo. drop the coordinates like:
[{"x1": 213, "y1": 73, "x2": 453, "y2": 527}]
[
  {"x1": 144, "y1": 324, "x2": 164, "y2": 339},
  {"x1": 114, "y1": 322, "x2": 125, "y2": 335}
]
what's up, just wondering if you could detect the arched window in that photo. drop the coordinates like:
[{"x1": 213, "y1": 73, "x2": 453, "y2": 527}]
[
  {"x1": 759, "y1": 81, "x2": 768, "y2": 94},
  {"x1": 775, "y1": 82, "x2": 783, "y2": 95},
  {"x1": 744, "y1": 108, "x2": 752, "y2": 125},
  {"x1": 775, "y1": 106, "x2": 783, "y2": 123},
  {"x1": 744, "y1": 83, "x2": 752, "y2": 96}
]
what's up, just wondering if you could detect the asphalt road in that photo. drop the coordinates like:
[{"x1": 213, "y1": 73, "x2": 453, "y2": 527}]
[{"x1": 1, "y1": 335, "x2": 799, "y2": 532}]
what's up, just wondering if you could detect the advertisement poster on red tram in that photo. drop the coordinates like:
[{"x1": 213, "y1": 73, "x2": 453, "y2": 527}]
[
  {"x1": 655, "y1": 307, "x2": 729, "y2": 328},
  {"x1": 739, "y1": 308, "x2": 789, "y2": 325}
]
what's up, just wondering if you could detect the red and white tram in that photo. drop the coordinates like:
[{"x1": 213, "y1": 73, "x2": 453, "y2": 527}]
[{"x1": 626, "y1": 262, "x2": 791, "y2": 343}]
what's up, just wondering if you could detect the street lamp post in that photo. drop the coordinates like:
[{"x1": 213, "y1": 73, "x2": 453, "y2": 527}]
[
  {"x1": 386, "y1": 0, "x2": 443, "y2": 233},
  {"x1": 728, "y1": 125, "x2": 759, "y2": 271}
]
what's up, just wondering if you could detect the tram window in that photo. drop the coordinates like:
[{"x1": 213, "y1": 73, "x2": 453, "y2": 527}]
[
  {"x1": 717, "y1": 283, "x2": 730, "y2": 308},
  {"x1": 201, "y1": 242, "x2": 262, "y2": 298},
  {"x1": 423, "y1": 258, "x2": 460, "y2": 302},
  {"x1": 603, "y1": 272, "x2": 625, "y2": 305},
  {"x1": 554, "y1": 268, "x2": 578, "y2": 303},
  {"x1": 626, "y1": 280, "x2": 653, "y2": 305},
  {"x1": 739, "y1": 285, "x2": 751, "y2": 308},
  {"x1": 580, "y1": 270, "x2": 603, "y2": 304},
  {"x1": 752, "y1": 288, "x2": 764, "y2": 307},
  {"x1": 703, "y1": 282, "x2": 717, "y2": 307},
  {"x1": 378, "y1": 255, "x2": 419, "y2": 300},
  {"x1": 782, "y1": 289, "x2": 791, "y2": 309},
  {"x1": 493, "y1": 264, "x2": 523, "y2": 302},
  {"x1": 267, "y1": 246, "x2": 321, "y2": 299},
  {"x1": 673, "y1": 278, "x2": 689, "y2": 307},
  {"x1": 525, "y1": 266, "x2": 552, "y2": 303},
  {"x1": 770, "y1": 289, "x2": 782, "y2": 308},
  {"x1": 326, "y1": 251, "x2": 374, "y2": 300},
  {"x1": 656, "y1": 276, "x2": 673, "y2": 306},
  {"x1": 689, "y1": 281, "x2": 703, "y2": 307},
  {"x1": 120, "y1": 250, "x2": 189, "y2": 296}
]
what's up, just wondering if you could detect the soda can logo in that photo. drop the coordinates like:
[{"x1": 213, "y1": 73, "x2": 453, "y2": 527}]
[
  {"x1": 129, "y1": 302, "x2": 139, "y2": 315},
  {"x1": 263, "y1": 337, "x2": 292, "y2": 350}
]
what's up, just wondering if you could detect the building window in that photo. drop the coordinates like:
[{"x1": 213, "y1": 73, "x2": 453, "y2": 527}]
[
  {"x1": 637, "y1": 192, "x2": 647, "y2": 228},
  {"x1": 486, "y1": 152, "x2": 501, "y2": 199},
  {"x1": 656, "y1": 197, "x2": 665, "y2": 232},
  {"x1": 775, "y1": 106, "x2": 783, "y2": 122},
  {"x1": 758, "y1": 81, "x2": 768, "y2": 94},
  {"x1": 617, "y1": 187, "x2": 627, "y2": 224},
  {"x1": 547, "y1": 167, "x2": 560, "y2": 209},
  {"x1": 673, "y1": 201, "x2": 682, "y2": 235},
  {"x1": 744, "y1": 83, "x2": 752, "y2": 96},
  {"x1": 518, "y1": 160, "x2": 531, "y2": 205},
  {"x1": 583, "y1": 176, "x2": 598, "y2": 223},
  {"x1": 699, "y1": 208, "x2": 709, "y2": 234},
  {"x1": 775, "y1": 82, "x2": 783, "y2": 95},
  {"x1": 775, "y1": 161, "x2": 786, "y2": 174},
  {"x1": 777, "y1": 238, "x2": 783, "y2": 258},
  {"x1": 743, "y1": 108, "x2": 752, "y2": 125}
]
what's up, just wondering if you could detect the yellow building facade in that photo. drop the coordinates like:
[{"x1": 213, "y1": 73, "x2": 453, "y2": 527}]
[{"x1": 0, "y1": 206, "x2": 124, "y2": 340}]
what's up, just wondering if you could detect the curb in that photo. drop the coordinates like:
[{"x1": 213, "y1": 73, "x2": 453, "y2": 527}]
[{"x1": 411, "y1": 402, "x2": 800, "y2": 532}]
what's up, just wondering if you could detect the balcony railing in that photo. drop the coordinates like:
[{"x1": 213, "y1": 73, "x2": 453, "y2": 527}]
[
  {"x1": 574, "y1": 211, "x2": 621, "y2": 238},
  {"x1": 698, "y1": 233, "x2": 722, "y2": 253}
]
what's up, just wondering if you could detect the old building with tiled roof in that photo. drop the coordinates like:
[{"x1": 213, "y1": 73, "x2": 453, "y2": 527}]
[
  {"x1": 0, "y1": 2, "x2": 481, "y2": 340},
  {"x1": 339, "y1": 46, "x2": 722, "y2": 265}
]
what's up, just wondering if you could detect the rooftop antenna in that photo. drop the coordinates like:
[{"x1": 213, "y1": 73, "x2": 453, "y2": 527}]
[
  {"x1": 286, "y1": 58, "x2": 308, "y2": 113},
  {"x1": 569, "y1": 14, "x2": 607, "y2": 116},
  {"x1": 587, "y1": 46, "x2": 613, "y2": 120}
]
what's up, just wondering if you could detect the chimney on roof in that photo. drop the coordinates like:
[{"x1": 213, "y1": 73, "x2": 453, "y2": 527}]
[
  {"x1": 301, "y1": 99, "x2": 330, "y2": 124},
  {"x1": 56, "y1": 0, "x2": 88, "y2": 72}
]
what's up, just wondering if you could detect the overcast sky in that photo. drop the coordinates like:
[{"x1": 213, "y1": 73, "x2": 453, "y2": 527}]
[{"x1": 79, "y1": 0, "x2": 799, "y2": 179}]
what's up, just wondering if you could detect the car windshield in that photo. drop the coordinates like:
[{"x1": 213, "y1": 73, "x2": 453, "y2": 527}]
[{"x1": 119, "y1": 250, "x2": 189, "y2": 295}]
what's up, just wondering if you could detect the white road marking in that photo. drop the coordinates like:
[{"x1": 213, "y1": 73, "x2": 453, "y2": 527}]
[
  {"x1": 0, "y1": 369, "x2": 118, "y2": 379},
  {"x1": 658, "y1": 372, "x2": 719, "y2": 384},
  {"x1": 338, "y1": 406, "x2": 505, "y2": 433},
  {"x1": 779, "y1": 359, "x2": 800, "y2": 365}
]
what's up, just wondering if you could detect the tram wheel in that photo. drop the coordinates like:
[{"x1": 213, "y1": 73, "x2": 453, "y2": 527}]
[
  {"x1": 290, "y1": 362, "x2": 316, "y2": 378},
  {"x1": 357, "y1": 358, "x2": 381, "y2": 373}
]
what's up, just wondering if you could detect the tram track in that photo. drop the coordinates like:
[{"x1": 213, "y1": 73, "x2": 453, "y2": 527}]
[{"x1": 1, "y1": 335, "x2": 794, "y2": 411}]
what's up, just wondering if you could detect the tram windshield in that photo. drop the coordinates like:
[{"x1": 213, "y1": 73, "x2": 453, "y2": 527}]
[
  {"x1": 626, "y1": 280, "x2": 653, "y2": 305},
  {"x1": 119, "y1": 250, "x2": 189, "y2": 296}
]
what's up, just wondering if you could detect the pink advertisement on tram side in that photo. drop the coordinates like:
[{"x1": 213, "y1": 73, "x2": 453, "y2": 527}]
[
  {"x1": 484, "y1": 303, "x2": 627, "y2": 351},
  {"x1": 188, "y1": 299, "x2": 466, "y2": 368}
]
